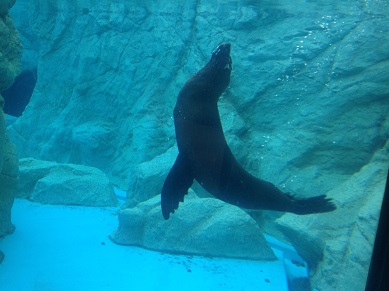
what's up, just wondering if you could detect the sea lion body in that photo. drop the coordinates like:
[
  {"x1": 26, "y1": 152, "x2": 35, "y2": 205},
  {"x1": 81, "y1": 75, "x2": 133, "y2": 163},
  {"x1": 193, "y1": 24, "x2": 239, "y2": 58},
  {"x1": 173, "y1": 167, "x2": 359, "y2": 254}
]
[{"x1": 161, "y1": 43, "x2": 335, "y2": 220}]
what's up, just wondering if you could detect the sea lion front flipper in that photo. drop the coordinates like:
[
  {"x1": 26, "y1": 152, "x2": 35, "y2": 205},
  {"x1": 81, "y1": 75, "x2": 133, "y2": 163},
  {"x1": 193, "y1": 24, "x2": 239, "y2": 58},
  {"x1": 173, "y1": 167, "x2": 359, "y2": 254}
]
[{"x1": 161, "y1": 154, "x2": 194, "y2": 220}]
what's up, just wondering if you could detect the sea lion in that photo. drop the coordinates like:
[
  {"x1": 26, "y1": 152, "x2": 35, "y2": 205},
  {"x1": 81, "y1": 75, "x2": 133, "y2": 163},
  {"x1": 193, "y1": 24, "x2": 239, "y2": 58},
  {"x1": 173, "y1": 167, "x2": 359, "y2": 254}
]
[{"x1": 161, "y1": 43, "x2": 336, "y2": 220}]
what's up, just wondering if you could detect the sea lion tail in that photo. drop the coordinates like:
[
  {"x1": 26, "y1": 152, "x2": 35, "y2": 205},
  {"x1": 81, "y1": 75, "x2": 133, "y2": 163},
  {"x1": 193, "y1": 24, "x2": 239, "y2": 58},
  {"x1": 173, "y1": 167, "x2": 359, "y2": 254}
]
[{"x1": 290, "y1": 194, "x2": 337, "y2": 215}]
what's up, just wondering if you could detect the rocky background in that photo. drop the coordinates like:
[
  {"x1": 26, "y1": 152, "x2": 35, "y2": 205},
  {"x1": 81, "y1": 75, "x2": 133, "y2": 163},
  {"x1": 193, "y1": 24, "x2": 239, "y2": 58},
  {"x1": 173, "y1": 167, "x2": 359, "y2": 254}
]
[
  {"x1": 6, "y1": 0, "x2": 389, "y2": 290},
  {"x1": 0, "y1": 0, "x2": 21, "y2": 238},
  {"x1": 0, "y1": 0, "x2": 22, "y2": 264}
]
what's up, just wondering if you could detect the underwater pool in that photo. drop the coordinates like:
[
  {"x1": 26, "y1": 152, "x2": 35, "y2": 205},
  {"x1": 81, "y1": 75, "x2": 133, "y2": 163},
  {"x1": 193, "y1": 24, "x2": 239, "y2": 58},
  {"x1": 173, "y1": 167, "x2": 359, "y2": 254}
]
[
  {"x1": 1, "y1": 0, "x2": 388, "y2": 290},
  {"x1": 0, "y1": 198, "x2": 311, "y2": 290}
]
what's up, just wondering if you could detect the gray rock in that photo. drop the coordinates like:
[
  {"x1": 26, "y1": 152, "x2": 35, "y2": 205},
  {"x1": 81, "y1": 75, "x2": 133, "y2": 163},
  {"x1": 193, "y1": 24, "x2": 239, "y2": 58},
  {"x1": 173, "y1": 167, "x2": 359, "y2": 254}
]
[
  {"x1": 0, "y1": 2, "x2": 21, "y2": 90},
  {"x1": 0, "y1": 97, "x2": 18, "y2": 237},
  {"x1": 276, "y1": 140, "x2": 389, "y2": 290},
  {"x1": 5, "y1": 114, "x2": 17, "y2": 126},
  {"x1": 0, "y1": 4, "x2": 20, "y2": 238},
  {"x1": 18, "y1": 158, "x2": 118, "y2": 207},
  {"x1": 0, "y1": 0, "x2": 15, "y2": 16},
  {"x1": 128, "y1": 146, "x2": 178, "y2": 208},
  {"x1": 111, "y1": 190, "x2": 276, "y2": 261}
]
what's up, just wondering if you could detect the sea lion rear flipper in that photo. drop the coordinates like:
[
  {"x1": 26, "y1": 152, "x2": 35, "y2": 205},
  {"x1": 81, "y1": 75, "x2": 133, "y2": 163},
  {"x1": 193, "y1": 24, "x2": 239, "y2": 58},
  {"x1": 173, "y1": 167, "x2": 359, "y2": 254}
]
[
  {"x1": 161, "y1": 154, "x2": 194, "y2": 220},
  {"x1": 290, "y1": 194, "x2": 337, "y2": 214}
]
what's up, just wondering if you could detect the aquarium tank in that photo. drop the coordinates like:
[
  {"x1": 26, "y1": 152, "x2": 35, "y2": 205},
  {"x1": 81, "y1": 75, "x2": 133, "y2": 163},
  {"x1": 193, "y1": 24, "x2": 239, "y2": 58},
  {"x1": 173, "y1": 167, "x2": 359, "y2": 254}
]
[{"x1": 1, "y1": 0, "x2": 388, "y2": 290}]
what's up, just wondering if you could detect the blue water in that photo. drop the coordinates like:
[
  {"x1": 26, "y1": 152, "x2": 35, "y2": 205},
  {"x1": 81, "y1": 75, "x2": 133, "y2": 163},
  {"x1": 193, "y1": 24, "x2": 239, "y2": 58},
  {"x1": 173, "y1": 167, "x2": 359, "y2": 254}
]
[
  {"x1": 0, "y1": 198, "x2": 300, "y2": 290},
  {"x1": 1, "y1": 0, "x2": 388, "y2": 290}
]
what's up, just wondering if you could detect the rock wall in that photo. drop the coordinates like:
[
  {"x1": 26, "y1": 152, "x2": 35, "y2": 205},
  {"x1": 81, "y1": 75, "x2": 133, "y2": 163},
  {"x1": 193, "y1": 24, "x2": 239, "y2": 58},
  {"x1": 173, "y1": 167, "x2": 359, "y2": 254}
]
[
  {"x1": 0, "y1": 96, "x2": 19, "y2": 237},
  {"x1": 7, "y1": 0, "x2": 389, "y2": 289},
  {"x1": 9, "y1": 0, "x2": 389, "y2": 195},
  {"x1": 0, "y1": 0, "x2": 21, "y2": 91},
  {"x1": 0, "y1": 0, "x2": 21, "y2": 238},
  {"x1": 0, "y1": 0, "x2": 15, "y2": 15},
  {"x1": 277, "y1": 140, "x2": 389, "y2": 290}
]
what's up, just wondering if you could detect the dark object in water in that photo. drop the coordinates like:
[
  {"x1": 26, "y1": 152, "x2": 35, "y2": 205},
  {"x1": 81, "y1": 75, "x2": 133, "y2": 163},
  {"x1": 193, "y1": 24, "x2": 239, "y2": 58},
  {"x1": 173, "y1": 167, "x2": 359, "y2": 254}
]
[
  {"x1": 287, "y1": 277, "x2": 311, "y2": 291},
  {"x1": 161, "y1": 43, "x2": 336, "y2": 220},
  {"x1": 365, "y1": 170, "x2": 389, "y2": 291},
  {"x1": 2, "y1": 68, "x2": 37, "y2": 117},
  {"x1": 0, "y1": 250, "x2": 4, "y2": 264}
]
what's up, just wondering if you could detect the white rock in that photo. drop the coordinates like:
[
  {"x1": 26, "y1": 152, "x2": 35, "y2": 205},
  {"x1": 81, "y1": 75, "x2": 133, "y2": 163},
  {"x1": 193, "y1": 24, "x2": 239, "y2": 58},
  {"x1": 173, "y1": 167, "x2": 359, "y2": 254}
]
[
  {"x1": 111, "y1": 190, "x2": 276, "y2": 261},
  {"x1": 276, "y1": 141, "x2": 389, "y2": 290},
  {"x1": 18, "y1": 158, "x2": 118, "y2": 207},
  {"x1": 129, "y1": 145, "x2": 178, "y2": 207}
]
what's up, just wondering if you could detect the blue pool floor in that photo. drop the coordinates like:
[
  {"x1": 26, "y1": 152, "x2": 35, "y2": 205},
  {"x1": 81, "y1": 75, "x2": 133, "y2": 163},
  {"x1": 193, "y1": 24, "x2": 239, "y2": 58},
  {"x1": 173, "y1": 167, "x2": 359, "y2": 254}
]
[{"x1": 0, "y1": 197, "x2": 308, "y2": 290}]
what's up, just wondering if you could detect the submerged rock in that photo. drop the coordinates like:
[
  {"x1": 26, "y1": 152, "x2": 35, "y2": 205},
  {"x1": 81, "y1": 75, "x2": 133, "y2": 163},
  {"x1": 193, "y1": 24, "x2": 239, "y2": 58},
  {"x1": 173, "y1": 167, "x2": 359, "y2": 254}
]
[
  {"x1": 18, "y1": 158, "x2": 118, "y2": 207},
  {"x1": 276, "y1": 140, "x2": 389, "y2": 290},
  {"x1": 128, "y1": 146, "x2": 179, "y2": 208},
  {"x1": 0, "y1": 99, "x2": 18, "y2": 237},
  {"x1": 0, "y1": 1, "x2": 21, "y2": 91},
  {"x1": 111, "y1": 190, "x2": 276, "y2": 261},
  {"x1": 0, "y1": 0, "x2": 21, "y2": 238}
]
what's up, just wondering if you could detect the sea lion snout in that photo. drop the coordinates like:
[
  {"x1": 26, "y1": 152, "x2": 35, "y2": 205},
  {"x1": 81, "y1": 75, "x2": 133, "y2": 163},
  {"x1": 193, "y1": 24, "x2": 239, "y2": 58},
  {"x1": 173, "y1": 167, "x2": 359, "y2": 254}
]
[
  {"x1": 212, "y1": 43, "x2": 232, "y2": 71},
  {"x1": 213, "y1": 43, "x2": 231, "y2": 55}
]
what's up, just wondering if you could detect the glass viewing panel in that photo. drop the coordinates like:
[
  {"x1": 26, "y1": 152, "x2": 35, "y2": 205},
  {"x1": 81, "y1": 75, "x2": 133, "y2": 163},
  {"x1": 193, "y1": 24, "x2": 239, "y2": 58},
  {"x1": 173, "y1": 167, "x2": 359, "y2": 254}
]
[{"x1": 0, "y1": 1, "x2": 388, "y2": 290}]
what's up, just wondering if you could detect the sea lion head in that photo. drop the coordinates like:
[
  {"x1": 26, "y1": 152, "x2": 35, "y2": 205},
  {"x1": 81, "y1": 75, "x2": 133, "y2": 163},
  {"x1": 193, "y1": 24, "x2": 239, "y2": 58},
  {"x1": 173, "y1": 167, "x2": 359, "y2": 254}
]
[
  {"x1": 210, "y1": 43, "x2": 232, "y2": 72},
  {"x1": 204, "y1": 43, "x2": 232, "y2": 99}
]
